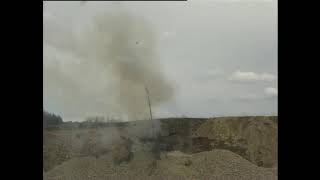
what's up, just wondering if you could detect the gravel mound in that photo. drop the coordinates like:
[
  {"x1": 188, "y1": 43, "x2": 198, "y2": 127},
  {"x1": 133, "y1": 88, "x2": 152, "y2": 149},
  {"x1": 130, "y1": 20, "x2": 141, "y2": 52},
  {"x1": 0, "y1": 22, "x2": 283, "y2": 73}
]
[
  {"x1": 195, "y1": 116, "x2": 278, "y2": 167},
  {"x1": 44, "y1": 149, "x2": 277, "y2": 180}
]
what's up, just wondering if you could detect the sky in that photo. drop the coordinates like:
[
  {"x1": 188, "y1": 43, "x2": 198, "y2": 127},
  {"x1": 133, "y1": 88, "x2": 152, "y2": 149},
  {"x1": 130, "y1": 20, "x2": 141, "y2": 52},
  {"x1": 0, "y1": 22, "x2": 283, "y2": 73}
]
[{"x1": 43, "y1": 0, "x2": 277, "y2": 121}]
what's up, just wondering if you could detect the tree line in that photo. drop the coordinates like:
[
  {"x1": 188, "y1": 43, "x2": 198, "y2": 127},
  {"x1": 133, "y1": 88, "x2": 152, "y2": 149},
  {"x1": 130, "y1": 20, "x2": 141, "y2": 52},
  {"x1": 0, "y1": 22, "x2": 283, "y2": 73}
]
[{"x1": 43, "y1": 110, "x2": 63, "y2": 128}]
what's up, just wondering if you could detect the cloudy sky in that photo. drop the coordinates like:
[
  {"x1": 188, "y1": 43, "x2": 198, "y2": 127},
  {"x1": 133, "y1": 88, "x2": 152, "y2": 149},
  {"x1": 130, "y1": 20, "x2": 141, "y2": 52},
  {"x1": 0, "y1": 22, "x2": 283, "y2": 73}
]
[{"x1": 43, "y1": 0, "x2": 277, "y2": 121}]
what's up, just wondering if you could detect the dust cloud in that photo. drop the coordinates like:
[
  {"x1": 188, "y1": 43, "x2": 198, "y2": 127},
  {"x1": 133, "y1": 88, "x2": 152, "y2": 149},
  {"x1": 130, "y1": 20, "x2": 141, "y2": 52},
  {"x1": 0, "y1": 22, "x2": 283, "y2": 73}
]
[{"x1": 44, "y1": 9, "x2": 174, "y2": 121}]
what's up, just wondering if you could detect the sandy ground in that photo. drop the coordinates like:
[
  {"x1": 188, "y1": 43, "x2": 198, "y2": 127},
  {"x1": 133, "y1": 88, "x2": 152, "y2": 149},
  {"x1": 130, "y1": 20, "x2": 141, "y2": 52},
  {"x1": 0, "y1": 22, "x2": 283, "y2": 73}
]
[
  {"x1": 44, "y1": 117, "x2": 278, "y2": 179},
  {"x1": 44, "y1": 149, "x2": 277, "y2": 180}
]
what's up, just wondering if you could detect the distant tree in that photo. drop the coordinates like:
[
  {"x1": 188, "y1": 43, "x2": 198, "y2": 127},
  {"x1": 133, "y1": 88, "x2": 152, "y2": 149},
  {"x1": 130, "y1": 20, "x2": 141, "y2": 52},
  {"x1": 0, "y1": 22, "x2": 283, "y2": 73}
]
[{"x1": 43, "y1": 110, "x2": 63, "y2": 128}]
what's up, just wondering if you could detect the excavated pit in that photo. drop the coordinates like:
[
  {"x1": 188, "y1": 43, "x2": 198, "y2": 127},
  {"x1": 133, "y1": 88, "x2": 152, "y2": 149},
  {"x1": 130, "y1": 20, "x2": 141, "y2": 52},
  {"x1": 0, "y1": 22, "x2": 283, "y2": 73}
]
[{"x1": 43, "y1": 116, "x2": 277, "y2": 173}]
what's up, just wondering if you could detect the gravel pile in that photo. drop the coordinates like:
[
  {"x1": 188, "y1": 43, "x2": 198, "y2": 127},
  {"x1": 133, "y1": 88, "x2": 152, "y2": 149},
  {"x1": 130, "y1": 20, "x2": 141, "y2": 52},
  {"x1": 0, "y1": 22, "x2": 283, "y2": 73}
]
[
  {"x1": 44, "y1": 149, "x2": 277, "y2": 180},
  {"x1": 195, "y1": 116, "x2": 278, "y2": 167}
]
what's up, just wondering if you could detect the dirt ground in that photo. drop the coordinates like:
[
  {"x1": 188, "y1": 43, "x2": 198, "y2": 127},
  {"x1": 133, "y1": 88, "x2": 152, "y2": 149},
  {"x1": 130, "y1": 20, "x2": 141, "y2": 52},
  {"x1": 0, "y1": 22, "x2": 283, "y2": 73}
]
[
  {"x1": 43, "y1": 116, "x2": 278, "y2": 179},
  {"x1": 44, "y1": 149, "x2": 277, "y2": 180}
]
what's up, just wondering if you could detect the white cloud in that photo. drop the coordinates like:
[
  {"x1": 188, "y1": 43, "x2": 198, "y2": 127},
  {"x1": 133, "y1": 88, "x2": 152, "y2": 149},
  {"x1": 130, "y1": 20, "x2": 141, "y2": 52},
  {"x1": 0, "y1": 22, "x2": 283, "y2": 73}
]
[
  {"x1": 235, "y1": 87, "x2": 277, "y2": 101},
  {"x1": 229, "y1": 70, "x2": 276, "y2": 83},
  {"x1": 264, "y1": 87, "x2": 277, "y2": 97}
]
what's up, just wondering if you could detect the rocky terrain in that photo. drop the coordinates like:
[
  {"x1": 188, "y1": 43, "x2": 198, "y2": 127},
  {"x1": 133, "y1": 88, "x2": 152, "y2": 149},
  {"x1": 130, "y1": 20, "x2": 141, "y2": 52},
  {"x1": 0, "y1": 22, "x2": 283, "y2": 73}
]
[{"x1": 43, "y1": 116, "x2": 277, "y2": 179}]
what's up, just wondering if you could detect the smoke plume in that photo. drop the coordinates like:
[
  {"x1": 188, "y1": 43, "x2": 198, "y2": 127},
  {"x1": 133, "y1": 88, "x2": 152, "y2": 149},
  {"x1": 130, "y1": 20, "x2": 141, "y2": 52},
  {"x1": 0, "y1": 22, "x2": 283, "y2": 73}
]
[{"x1": 44, "y1": 10, "x2": 174, "y2": 120}]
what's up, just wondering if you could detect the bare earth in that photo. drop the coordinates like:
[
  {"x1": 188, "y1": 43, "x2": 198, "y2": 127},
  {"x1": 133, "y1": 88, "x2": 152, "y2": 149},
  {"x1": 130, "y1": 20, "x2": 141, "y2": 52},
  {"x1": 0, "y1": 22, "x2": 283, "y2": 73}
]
[
  {"x1": 43, "y1": 116, "x2": 277, "y2": 180},
  {"x1": 44, "y1": 149, "x2": 277, "y2": 180}
]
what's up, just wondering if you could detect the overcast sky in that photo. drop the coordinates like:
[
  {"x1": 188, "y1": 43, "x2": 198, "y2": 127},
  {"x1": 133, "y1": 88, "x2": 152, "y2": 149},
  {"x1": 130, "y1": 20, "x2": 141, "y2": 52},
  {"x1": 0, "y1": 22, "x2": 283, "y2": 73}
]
[{"x1": 43, "y1": 0, "x2": 277, "y2": 121}]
